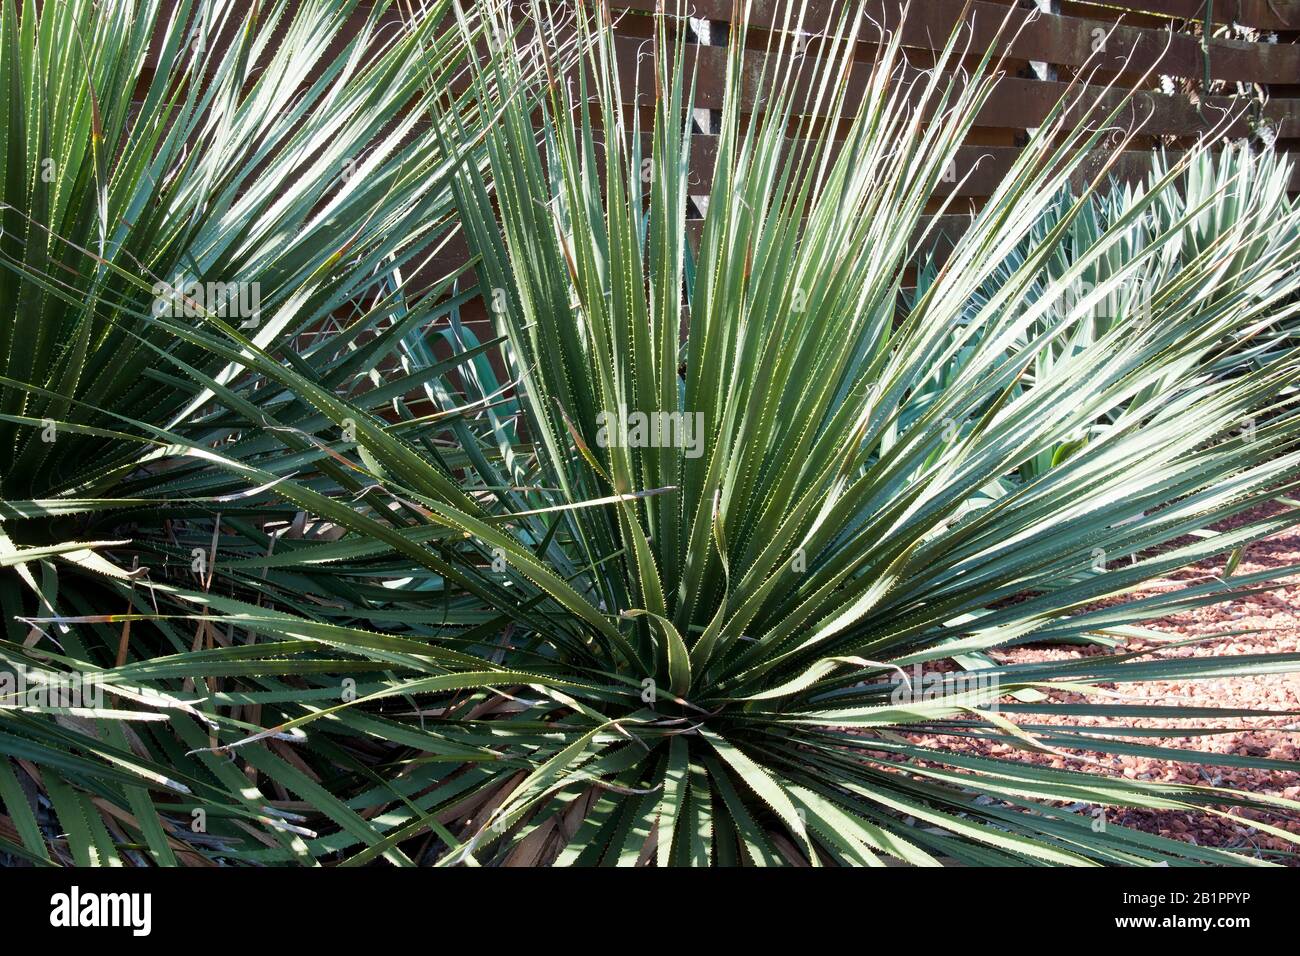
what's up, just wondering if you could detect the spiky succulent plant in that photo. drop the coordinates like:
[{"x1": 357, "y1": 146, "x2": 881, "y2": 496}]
[{"x1": 2, "y1": 0, "x2": 1300, "y2": 867}]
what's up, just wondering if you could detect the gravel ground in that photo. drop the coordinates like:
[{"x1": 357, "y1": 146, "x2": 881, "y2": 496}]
[{"x1": 906, "y1": 502, "x2": 1300, "y2": 860}]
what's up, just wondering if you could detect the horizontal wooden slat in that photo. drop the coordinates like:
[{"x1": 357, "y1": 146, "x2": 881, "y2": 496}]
[
  {"x1": 676, "y1": 0, "x2": 1300, "y2": 33},
  {"x1": 607, "y1": 38, "x2": 1300, "y2": 137},
  {"x1": 685, "y1": 139, "x2": 1300, "y2": 195},
  {"x1": 609, "y1": 0, "x2": 1300, "y2": 84},
  {"x1": 1065, "y1": 0, "x2": 1300, "y2": 31}
]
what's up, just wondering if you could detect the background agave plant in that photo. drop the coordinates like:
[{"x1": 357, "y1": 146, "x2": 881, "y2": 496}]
[
  {"x1": 916, "y1": 144, "x2": 1300, "y2": 482},
  {"x1": 2, "y1": 0, "x2": 1300, "y2": 868}
]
